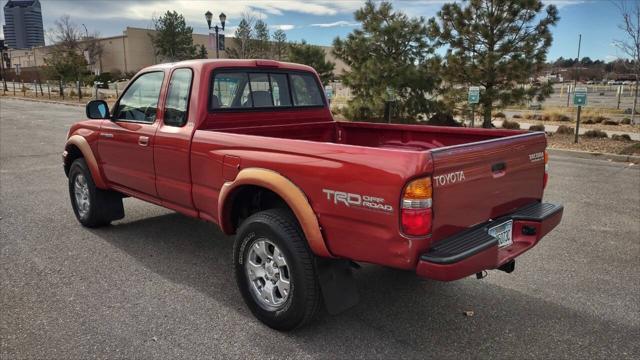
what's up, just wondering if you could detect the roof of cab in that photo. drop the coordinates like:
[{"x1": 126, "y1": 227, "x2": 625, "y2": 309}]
[{"x1": 142, "y1": 59, "x2": 317, "y2": 74}]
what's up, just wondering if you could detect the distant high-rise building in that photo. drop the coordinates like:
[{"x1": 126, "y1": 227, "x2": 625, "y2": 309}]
[{"x1": 3, "y1": 0, "x2": 45, "y2": 49}]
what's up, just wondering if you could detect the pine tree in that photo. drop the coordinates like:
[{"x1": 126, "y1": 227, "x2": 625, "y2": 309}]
[
  {"x1": 272, "y1": 29, "x2": 288, "y2": 61},
  {"x1": 254, "y1": 20, "x2": 271, "y2": 58},
  {"x1": 197, "y1": 44, "x2": 208, "y2": 59},
  {"x1": 288, "y1": 40, "x2": 334, "y2": 84},
  {"x1": 333, "y1": 1, "x2": 440, "y2": 121},
  {"x1": 429, "y1": 0, "x2": 559, "y2": 127},
  {"x1": 149, "y1": 11, "x2": 197, "y2": 61}
]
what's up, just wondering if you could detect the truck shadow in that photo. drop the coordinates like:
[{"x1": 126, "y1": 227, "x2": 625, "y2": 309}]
[{"x1": 92, "y1": 211, "x2": 638, "y2": 358}]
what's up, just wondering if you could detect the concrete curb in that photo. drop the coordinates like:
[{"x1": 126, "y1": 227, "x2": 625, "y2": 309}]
[
  {"x1": 1, "y1": 96, "x2": 85, "y2": 107},
  {"x1": 548, "y1": 148, "x2": 640, "y2": 164}
]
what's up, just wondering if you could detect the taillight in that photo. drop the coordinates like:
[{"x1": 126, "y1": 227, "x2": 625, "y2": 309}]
[
  {"x1": 543, "y1": 150, "x2": 549, "y2": 189},
  {"x1": 401, "y1": 177, "x2": 432, "y2": 236}
]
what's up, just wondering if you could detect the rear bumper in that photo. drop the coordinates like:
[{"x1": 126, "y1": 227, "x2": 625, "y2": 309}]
[{"x1": 416, "y1": 202, "x2": 563, "y2": 281}]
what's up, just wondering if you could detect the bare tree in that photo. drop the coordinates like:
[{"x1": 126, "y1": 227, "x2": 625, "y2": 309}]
[
  {"x1": 613, "y1": 0, "x2": 640, "y2": 124},
  {"x1": 48, "y1": 15, "x2": 82, "y2": 51},
  {"x1": 84, "y1": 32, "x2": 104, "y2": 74}
]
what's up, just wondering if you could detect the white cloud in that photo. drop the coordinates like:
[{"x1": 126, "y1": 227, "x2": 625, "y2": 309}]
[
  {"x1": 271, "y1": 24, "x2": 296, "y2": 31},
  {"x1": 543, "y1": 0, "x2": 585, "y2": 9},
  {"x1": 310, "y1": 21, "x2": 358, "y2": 28}
]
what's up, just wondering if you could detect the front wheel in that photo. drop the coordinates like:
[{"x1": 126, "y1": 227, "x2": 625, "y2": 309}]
[
  {"x1": 68, "y1": 158, "x2": 124, "y2": 227},
  {"x1": 234, "y1": 209, "x2": 321, "y2": 330}
]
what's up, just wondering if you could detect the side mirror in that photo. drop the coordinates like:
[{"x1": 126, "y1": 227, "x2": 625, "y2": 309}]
[{"x1": 86, "y1": 100, "x2": 110, "y2": 119}]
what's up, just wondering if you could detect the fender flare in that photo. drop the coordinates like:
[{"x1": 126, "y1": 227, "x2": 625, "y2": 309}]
[
  {"x1": 218, "y1": 168, "x2": 333, "y2": 258},
  {"x1": 64, "y1": 135, "x2": 108, "y2": 189}
]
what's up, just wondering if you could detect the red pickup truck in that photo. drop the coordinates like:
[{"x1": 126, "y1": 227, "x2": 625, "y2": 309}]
[{"x1": 64, "y1": 59, "x2": 563, "y2": 330}]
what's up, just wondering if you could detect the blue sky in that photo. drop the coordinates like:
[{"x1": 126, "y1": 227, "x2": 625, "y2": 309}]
[{"x1": 0, "y1": 0, "x2": 631, "y2": 61}]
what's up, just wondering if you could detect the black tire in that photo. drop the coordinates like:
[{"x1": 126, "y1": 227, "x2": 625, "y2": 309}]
[
  {"x1": 68, "y1": 158, "x2": 124, "y2": 228},
  {"x1": 234, "y1": 209, "x2": 321, "y2": 330}
]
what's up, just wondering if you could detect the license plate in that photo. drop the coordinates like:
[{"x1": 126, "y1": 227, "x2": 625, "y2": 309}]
[{"x1": 488, "y1": 220, "x2": 513, "y2": 248}]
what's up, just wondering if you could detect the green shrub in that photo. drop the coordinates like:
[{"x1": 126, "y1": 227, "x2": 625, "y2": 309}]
[
  {"x1": 583, "y1": 129, "x2": 608, "y2": 138},
  {"x1": 502, "y1": 119, "x2": 521, "y2": 129},
  {"x1": 512, "y1": 113, "x2": 522, "y2": 119},
  {"x1": 556, "y1": 125, "x2": 575, "y2": 135},
  {"x1": 621, "y1": 117, "x2": 631, "y2": 125},
  {"x1": 602, "y1": 119, "x2": 619, "y2": 126},
  {"x1": 493, "y1": 112, "x2": 506, "y2": 118},
  {"x1": 529, "y1": 124, "x2": 545, "y2": 132},
  {"x1": 427, "y1": 113, "x2": 463, "y2": 127}
]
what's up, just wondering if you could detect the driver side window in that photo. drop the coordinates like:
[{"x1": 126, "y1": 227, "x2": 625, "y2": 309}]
[{"x1": 115, "y1": 71, "x2": 165, "y2": 123}]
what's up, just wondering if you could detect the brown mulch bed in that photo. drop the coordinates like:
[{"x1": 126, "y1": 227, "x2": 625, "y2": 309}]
[{"x1": 547, "y1": 133, "x2": 640, "y2": 155}]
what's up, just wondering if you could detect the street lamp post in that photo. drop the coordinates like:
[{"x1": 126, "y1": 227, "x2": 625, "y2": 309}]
[
  {"x1": 205, "y1": 11, "x2": 226, "y2": 59},
  {"x1": 0, "y1": 40, "x2": 8, "y2": 92}
]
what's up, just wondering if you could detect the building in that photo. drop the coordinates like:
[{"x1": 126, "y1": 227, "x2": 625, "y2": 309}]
[
  {"x1": 3, "y1": 0, "x2": 45, "y2": 49},
  {"x1": 6, "y1": 27, "x2": 348, "y2": 78}
]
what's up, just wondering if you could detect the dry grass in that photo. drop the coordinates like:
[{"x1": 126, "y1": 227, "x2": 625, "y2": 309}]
[
  {"x1": 542, "y1": 111, "x2": 571, "y2": 122},
  {"x1": 548, "y1": 133, "x2": 639, "y2": 155}
]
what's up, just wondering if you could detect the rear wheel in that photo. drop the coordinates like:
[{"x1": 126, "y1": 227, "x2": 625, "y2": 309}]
[
  {"x1": 68, "y1": 158, "x2": 124, "y2": 227},
  {"x1": 234, "y1": 209, "x2": 321, "y2": 330}
]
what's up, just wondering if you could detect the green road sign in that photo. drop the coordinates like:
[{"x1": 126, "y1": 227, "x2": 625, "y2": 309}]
[
  {"x1": 468, "y1": 86, "x2": 480, "y2": 104},
  {"x1": 573, "y1": 86, "x2": 587, "y2": 106}
]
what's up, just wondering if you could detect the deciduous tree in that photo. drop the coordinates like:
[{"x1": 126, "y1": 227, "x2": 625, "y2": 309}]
[
  {"x1": 43, "y1": 15, "x2": 87, "y2": 86},
  {"x1": 429, "y1": 0, "x2": 559, "y2": 127},
  {"x1": 613, "y1": 0, "x2": 640, "y2": 124}
]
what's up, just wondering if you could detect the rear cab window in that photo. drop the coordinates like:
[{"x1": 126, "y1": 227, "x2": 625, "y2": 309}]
[{"x1": 210, "y1": 69, "x2": 324, "y2": 111}]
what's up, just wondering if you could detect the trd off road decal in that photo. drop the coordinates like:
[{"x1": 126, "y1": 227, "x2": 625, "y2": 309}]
[
  {"x1": 433, "y1": 171, "x2": 466, "y2": 187},
  {"x1": 322, "y1": 189, "x2": 393, "y2": 213}
]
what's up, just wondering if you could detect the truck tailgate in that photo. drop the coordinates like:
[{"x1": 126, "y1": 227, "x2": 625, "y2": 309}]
[{"x1": 429, "y1": 132, "x2": 547, "y2": 242}]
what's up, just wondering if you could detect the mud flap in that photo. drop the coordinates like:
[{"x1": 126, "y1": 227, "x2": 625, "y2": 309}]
[{"x1": 316, "y1": 258, "x2": 359, "y2": 315}]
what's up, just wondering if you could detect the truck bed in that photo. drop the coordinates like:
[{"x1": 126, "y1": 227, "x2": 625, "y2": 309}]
[{"x1": 200, "y1": 121, "x2": 526, "y2": 152}]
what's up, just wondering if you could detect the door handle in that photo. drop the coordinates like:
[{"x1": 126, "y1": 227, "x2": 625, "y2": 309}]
[
  {"x1": 138, "y1": 136, "x2": 149, "y2": 146},
  {"x1": 100, "y1": 133, "x2": 114, "y2": 138}
]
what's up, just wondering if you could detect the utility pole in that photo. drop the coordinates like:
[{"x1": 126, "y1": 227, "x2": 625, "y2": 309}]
[{"x1": 573, "y1": 34, "x2": 582, "y2": 144}]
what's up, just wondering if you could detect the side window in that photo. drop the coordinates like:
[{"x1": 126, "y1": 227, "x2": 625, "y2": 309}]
[
  {"x1": 115, "y1": 72, "x2": 164, "y2": 123},
  {"x1": 290, "y1": 73, "x2": 323, "y2": 107},
  {"x1": 164, "y1": 68, "x2": 193, "y2": 127},
  {"x1": 212, "y1": 72, "x2": 252, "y2": 109}
]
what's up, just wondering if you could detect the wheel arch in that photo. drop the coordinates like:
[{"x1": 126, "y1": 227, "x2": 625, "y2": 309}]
[
  {"x1": 218, "y1": 168, "x2": 333, "y2": 258},
  {"x1": 64, "y1": 135, "x2": 108, "y2": 189}
]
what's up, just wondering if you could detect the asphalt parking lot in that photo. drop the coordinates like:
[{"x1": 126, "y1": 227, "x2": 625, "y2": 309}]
[{"x1": 1, "y1": 97, "x2": 639, "y2": 359}]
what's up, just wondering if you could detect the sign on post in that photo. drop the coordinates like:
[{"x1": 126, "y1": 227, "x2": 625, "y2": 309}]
[
  {"x1": 573, "y1": 86, "x2": 587, "y2": 106},
  {"x1": 324, "y1": 85, "x2": 333, "y2": 100},
  {"x1": 218, "y1": 34, "x2": 225, "y2": 51},
  {"x1": 385, "y1": 87, "x2": 397, "y2": 102},
  {"x1": 468, "y1": 86, "x2": 480, "y2": 104}
]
